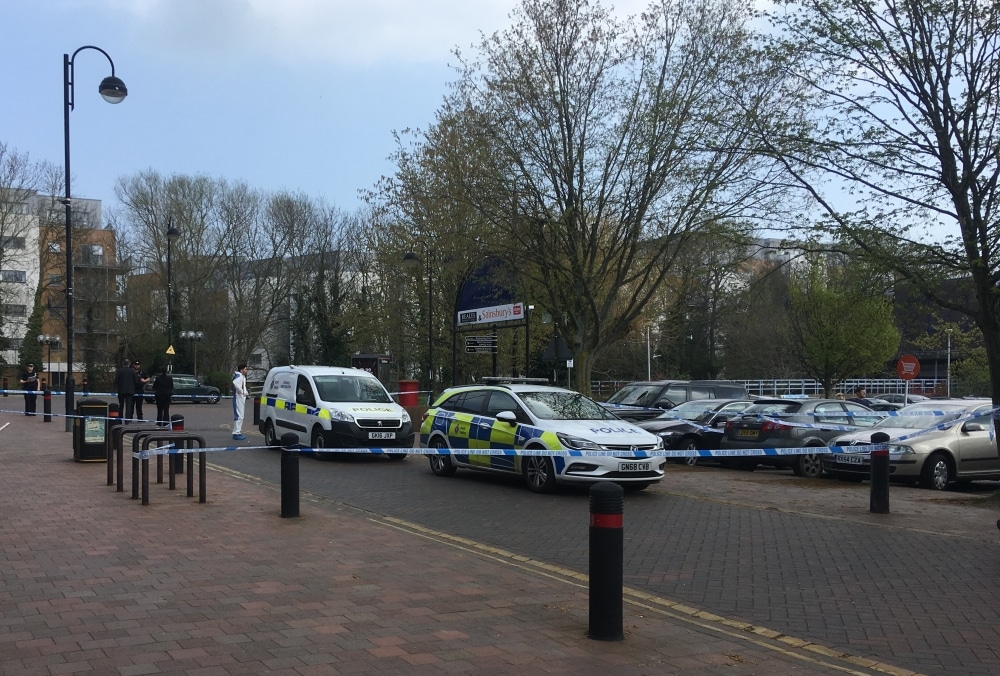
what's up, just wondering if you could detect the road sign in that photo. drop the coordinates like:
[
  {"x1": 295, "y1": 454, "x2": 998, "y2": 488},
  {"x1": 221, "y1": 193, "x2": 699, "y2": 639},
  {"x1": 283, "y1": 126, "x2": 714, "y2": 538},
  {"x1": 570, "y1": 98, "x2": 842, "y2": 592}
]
[
  {"x1": 896, "y1": 353, "x2": 921, "y2": 380},
  {"x1": 466, "y1": 336, "x2": 497, "y2": 345},
  {"x1": 465, "y1": 346, "x2": 497, "y2": 354}
]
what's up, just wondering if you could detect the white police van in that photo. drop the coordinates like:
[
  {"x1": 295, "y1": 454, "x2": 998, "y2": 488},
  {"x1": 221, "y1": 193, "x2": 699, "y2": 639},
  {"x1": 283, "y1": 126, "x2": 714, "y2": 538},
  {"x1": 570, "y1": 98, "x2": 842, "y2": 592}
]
[{"x1": 258, "y1": 365, "x2": 413, "y2": 457}]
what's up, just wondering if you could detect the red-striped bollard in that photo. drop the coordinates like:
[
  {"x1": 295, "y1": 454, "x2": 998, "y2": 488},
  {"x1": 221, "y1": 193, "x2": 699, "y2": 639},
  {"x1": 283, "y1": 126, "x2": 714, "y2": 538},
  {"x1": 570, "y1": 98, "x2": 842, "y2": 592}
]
[
  {"x1": 2, "y1": 376, "x2": 7, "y2": 396},
  {"x1": 106, "y1": 404, "x2": 121, "y2": 486},
  {"x1": 870, "y1": 432, "x2": 890, "y2": 514},
  {"x1": 589, "y1": 481, "x2": 624, "y2": 641},
  {"x1": 170, "y1": 414, "x2": 185, "y2": 474},
  {"x1": 42, "y1": 385, "x2": 52, "y2": 422}
]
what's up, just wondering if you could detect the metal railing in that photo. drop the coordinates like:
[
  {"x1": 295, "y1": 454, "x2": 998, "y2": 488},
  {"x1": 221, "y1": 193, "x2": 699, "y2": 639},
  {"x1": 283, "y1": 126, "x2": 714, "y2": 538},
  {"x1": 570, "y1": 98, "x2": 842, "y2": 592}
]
[{"x1": 590, "y1": 378, "x2": 948, "y2": 400}]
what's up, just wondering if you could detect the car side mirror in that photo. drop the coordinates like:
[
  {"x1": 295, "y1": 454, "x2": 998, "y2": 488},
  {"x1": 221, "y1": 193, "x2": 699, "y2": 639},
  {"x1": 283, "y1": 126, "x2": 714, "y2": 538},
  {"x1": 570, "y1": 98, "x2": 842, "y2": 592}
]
[
  {"x1": 496, "y1": 410, "x2": 518, "y2": 426},
  {"x1": 963, "y1": 421, "x2": 986, "y2": 432}
]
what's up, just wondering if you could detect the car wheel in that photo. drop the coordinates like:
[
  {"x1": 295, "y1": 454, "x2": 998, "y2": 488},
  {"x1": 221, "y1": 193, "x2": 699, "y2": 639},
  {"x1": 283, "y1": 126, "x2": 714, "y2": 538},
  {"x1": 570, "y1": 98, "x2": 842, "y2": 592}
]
[
  {"x1": 209, "y1": 392, "x2": 220, "y2": 404},
  {"x1": 522, "y1": 455, "x2": 557, "y2": 493},
  {"x1": 920, "y1": 452, "x2": 951, "y2": 490},
  {"x1": 427, "y1": 439, "x2": 457, "y2": 477},
  {"x1": 792, "y1": 451, "x2": 824, "y2": 479},
  {"x1": 263, "y1": 419, "x2": 278, "y2": 447},
  {"x1": 678, "y1": 437, "x2": 699, "y2": 466}
]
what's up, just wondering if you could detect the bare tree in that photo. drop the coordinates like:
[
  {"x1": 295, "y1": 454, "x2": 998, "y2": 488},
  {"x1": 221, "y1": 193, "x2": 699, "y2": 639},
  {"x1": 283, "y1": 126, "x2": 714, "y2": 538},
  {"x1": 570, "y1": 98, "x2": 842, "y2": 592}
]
[{"x1": 763, "y1": 0, "x2": 1000, "y2": 400}]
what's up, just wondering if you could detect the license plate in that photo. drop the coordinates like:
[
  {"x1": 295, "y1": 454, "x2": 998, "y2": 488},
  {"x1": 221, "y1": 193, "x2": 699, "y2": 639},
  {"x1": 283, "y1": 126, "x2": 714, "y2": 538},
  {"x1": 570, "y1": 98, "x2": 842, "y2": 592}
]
[
  {"x1": 619, "y1": 462, "x2": 650, "y2": 472},
  {"x1": 835, "y1": 454, "x2": 865, "y2": 464},
  {"x1": 368, "y1": 431, "x2": 396, "y2": 440},
  {"x1": 737, "y1": 429, "x2": 759, "y2": 438}
]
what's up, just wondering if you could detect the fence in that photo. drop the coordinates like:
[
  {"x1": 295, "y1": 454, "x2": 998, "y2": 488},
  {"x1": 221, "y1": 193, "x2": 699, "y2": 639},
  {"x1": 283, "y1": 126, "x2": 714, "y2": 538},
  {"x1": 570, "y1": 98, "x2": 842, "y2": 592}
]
[{"x1": 590, "y1": 378, "x2": 948, "y2": 400}]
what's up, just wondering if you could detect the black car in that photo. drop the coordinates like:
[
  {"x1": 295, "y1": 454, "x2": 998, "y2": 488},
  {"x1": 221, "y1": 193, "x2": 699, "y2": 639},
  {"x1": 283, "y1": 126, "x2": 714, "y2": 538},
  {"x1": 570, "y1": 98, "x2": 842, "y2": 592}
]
[
  {"x1": 721, "y1": 398, "x2": 882, "y2": 478},
  {"x1": 637, "y1": 399, "x2": 754, "y2": 465},
  {"x1": 144, "y1": 373, "x2": 221, "y2": 404}
]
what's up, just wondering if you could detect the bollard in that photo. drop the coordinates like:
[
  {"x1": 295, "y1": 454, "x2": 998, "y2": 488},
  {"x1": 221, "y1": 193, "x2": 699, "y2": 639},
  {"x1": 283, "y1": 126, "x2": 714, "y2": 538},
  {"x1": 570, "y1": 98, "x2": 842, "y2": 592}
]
[
  {"x1": 42, "y1": 385, "x2": 52, "y2": 422},
  {"x1": 588, "y1": 481, "x2": 624, "y2": 641},
  {"x1": 280, "y1": 433, "x2": 300, "y2": 518},
  {"x1": 82, "y1": 379, "x2": 88, "y2": 396},
  {"x1": 253, "y1": 394, "x2": 261, "y2": 425},
  {"x1": 2, "y1": 376, "x2": 6, "y2": 396},
  {"x1": 170, "y1": 414, "x2": 185, "y2": 474},
  {"x1": 106, "y1": 403, "x2": 121, "y2": 485},
  {"x1": 870, "y1": 431, "x2": 890, "y2": 514}
]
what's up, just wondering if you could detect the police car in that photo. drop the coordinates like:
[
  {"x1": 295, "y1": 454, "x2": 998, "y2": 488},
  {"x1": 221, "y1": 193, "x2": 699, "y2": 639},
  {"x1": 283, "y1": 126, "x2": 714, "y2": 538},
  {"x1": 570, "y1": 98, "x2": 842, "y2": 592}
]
[
  {"x1": 419, "y1": 379, "x2": 665, "y2": 492},
  {"x1": 258, "y1": 365, "x2": 413, "y2": 455}
]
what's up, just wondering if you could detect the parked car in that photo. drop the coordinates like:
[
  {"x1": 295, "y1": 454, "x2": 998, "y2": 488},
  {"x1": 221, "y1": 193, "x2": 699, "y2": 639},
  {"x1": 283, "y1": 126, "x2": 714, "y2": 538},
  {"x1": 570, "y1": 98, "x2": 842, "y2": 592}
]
[
  {"x1": 721, "y1": 398, "x2": 882, "y2": 478},
  {"x1": 601, "y1": 380, "x2": 750, "y2": 421},
  {"x1": 823, "y1": 398, "x2": 1000, "y2": 490},
  {"x1": 144, "y1": 373, "x2": 221, "y2": 404},
  {"x1": 637, "y1": 399, "x2": 754, "y2": 465},
  {"x1": 866, "y1": 398, "x2": 905, "y2": 412},
  {"x1": 420, "y1": 380, "x2": 664, "y2": 493}
]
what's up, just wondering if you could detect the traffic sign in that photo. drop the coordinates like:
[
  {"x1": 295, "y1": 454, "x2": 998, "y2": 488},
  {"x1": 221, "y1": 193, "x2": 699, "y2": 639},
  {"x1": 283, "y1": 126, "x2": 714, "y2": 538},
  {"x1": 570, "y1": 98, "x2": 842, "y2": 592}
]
[
  {"x1": 465, "y1": 346, "x2": 497, "y2": 354},
  {"x1": 465, "y1": 336, "x2": 497, "y2": 347},
  {"x1": 896, "y1": 354, "x2": 921, "y2": 380}
]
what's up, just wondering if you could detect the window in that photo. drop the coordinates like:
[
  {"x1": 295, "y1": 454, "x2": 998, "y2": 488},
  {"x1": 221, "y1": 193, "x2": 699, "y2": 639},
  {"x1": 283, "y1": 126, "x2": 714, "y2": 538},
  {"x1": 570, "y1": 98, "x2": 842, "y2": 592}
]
[
  {"x1": 249, "y1": 353, "x2": 263, "y2": 367},
  {"x1": 3, "y1": 304, "x2": 26, "y2": 317},
  {"x1": 0, "y1": 270, "x2": 26, "y2": 283},
  {"x1": 47, "y1": 274, "x2": 61, "y2": 286},
  {"x1": 8, "y1": 338, "x2": 22, "y2": 350},
  {"x1": 296, "y1": 375, "x2": 316, "y2": 407},
  {"x1": 1, "y1": 236, "x2": 26, "y2": 250}
]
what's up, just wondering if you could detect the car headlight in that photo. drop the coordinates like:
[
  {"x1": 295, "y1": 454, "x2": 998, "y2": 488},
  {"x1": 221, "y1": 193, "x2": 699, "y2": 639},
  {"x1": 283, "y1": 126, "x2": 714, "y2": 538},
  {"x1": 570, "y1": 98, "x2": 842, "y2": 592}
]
[
  {"x1": 329, "y1": 408, "x2": 355, "y2": 423},
  {"x1": 887, "y1": 444, "x2": 913, "y2": 455},
  {"x1": 401, "y1": 409, "x2": 411, "y2": 424},
  {"x1": 556, "y1": 433, "x2": 603, "y2": 451}
]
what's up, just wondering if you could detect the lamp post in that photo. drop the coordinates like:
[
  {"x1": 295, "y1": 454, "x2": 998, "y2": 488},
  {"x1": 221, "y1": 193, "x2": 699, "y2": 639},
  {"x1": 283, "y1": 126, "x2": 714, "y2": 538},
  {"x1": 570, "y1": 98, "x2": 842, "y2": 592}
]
[
  {"x1": 36, "y1": 334, "x2": 62, "y2": 386},
  {"x1": 402, "y1": 249, "x2": 433, "y2": 397},
  {"x1": 180, "y1": 330, "x2": 204, "y2": 377},
  {"x1": 946, "y1": 328, "x2": 953, "y2": 398},
  {"x1": 166, "y1": 221, "x2": 181, "y2": 371},
  {"x1": 63, "y1": 45, "x2": 127, "y2": 430}
]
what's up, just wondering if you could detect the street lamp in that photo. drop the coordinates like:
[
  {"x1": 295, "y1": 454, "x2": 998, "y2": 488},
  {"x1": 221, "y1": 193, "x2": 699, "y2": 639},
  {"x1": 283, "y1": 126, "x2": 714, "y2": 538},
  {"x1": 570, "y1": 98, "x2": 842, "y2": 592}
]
[
  {"x1": 63, "y1": 45, "x2": 127, "y2": 430},
  {"x1": 946, "y1": 328, "x2": 953, "y2": 398},
  {"x1": 166, "y1": 221, "x2": 180, "y2": 370},
  {"x1": 36, "y1": 334, "x2": 62, "y2": 387},
  {"x1": 402, "y1": 250, "x2": 433, "y2": 397},
  {"x1": 180, "y1": 330, "x2": 204, "y2": 377}
]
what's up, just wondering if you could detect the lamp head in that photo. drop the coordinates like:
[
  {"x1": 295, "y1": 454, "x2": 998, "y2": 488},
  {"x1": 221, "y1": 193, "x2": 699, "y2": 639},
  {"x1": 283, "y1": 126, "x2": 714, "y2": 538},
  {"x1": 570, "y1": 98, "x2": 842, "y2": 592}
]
[
  {"x1": 166, "y1": 225, "x2": 181, "y2": 240},
  {"x1": 402, "y1": 251, "x2": 420, "y2": 269},
  {"x1": 99, "y1": 76, "x2": 127, "y2": 104}
]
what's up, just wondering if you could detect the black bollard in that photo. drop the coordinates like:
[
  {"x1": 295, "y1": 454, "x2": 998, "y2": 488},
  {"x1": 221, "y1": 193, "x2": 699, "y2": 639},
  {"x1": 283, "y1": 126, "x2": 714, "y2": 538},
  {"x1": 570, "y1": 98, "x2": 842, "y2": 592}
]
[
  {"x1": 106, "y1": 403, "x2": 121, "y2": 486},
  {"x1": 588, "y1": 481, "x2": 624, "y2": 641},
  {"x1": 280, "y1": 433, "x2": 300, "y2": 518},
  {"x1": 170, "y1": 414, "x2": 185, "y2": 474},
  {"x1": 2, "y1": 376, "x2": 6, "y2": 396},
  {"x1": 870, "y1": 431, "x2": 890, "y2": 514},
  {"x1": 253, "y1": 394, "x2": 261, "y2": 426},
  {"x1": 42, "y1": 385, "x2": 52, "y2": 422}
]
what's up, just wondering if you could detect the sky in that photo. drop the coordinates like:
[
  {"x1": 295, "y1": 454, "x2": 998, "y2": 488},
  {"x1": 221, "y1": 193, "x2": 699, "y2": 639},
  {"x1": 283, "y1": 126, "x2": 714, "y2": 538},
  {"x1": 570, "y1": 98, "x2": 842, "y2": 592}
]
[{"x1": 0, "y1": 0, "x2": 650, "y2": 220}]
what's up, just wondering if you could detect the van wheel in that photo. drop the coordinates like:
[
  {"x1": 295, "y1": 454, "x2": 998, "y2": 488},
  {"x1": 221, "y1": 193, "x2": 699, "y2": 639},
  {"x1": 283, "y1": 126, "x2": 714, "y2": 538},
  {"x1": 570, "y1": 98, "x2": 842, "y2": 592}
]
[
  {"x1": 522, "y1": 455, "x2": 557, "y2": 493},
  {"x1": 311, "y1": 426, "x2": 330, "y2": 459},
  {"x1": 263, "y1": 420, "x2": 278, "y2": 447}
]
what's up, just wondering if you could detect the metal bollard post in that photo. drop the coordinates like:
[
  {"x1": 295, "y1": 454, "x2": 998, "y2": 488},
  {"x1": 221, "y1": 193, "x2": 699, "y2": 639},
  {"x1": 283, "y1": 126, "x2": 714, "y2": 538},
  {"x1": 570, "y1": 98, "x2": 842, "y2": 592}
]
[
  {"x1": 280, "y1": 433, "x2": 300, "y2": 518},
  {"x1": 170, "y1": 414, "x2": 185, "y2": 474},
  {"x1": 42, "y1": 385, "x2": 52, "y2": 422},
  {"x1": 253, "y1": 394, "x2": 261, "y2": 425},
  {"x1": 870, "y1": 431, "x2": 890, "y2": 514},
  {"x1": 2, "y1": 376, "x2": 6, "y2": 396},
  {"x1": 588, "y1": 481, "x2": 624, "y2": 641},
  {"x1": 106, "y1": 403, "x2": 120, "y2": 486}
]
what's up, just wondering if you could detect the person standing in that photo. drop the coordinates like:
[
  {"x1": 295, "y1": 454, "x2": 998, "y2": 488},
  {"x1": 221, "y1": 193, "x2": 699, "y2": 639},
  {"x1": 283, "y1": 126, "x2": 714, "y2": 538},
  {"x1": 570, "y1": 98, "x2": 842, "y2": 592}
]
[
  {"x1": 847, "y1": 386, "x2": 872, "y2": 407},
  {"x1": 19, "y1": 363, "x2": 38, "y2": 416},
  {"x1": 132, "y1": 361, "x2": 150, "y2": 421},
  {"x1": 153, "y1": 367, "x2": 174, "y2": 427},
  {"x1": 231, "y1": 364, "x2": 249, "y2": 441},
  {"x1": 115, "y1": 359, "x2": 137, "y2": 421}
]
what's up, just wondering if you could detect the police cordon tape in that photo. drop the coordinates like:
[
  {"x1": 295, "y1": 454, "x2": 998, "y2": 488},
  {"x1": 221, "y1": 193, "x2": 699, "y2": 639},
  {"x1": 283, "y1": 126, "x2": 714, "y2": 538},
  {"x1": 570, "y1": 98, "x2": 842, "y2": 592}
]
[
  {"x1": 0, "y1": 388, "x2": 228, "y2": 401},
  {"x1": 131, "y1": 443, "x2": 869, "y2": 460}
]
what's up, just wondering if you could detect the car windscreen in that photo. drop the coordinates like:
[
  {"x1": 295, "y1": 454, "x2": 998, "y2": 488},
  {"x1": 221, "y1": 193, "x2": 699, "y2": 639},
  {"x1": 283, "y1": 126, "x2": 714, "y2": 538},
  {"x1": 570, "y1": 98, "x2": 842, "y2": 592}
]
[
  {"x1": 314, "y1": 376, "x2": 392, "y2": 404},
  {"x1": 605, "y1": 385, "x2": 662, "y2": 406},
  {"x1": 519, "y1": 391, "x2": 619, "y2": 420},
  {"x1": 742, "y1": 402, "x2": 801, "y2": 416},
  {"x1": 873, "y1": 404, "x2": 965, "y2": 430}
]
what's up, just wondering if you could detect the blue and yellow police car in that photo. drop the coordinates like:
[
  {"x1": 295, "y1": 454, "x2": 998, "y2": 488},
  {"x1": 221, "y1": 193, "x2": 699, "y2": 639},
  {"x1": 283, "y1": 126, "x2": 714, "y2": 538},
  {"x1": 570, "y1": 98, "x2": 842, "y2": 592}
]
[{"x1": 419, "y1": 379, "x2": 665, "y2": 492}]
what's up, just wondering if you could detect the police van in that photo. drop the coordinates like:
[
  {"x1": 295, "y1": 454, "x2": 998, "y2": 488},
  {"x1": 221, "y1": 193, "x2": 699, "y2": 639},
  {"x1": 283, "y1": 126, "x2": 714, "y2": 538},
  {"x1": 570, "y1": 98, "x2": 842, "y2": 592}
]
[
  {"x1": 258, "y1": 365, "x2": 413, "y2": 456},
  {"x1": 420, "y1": 380, "x2": 665, "y2": 492}
]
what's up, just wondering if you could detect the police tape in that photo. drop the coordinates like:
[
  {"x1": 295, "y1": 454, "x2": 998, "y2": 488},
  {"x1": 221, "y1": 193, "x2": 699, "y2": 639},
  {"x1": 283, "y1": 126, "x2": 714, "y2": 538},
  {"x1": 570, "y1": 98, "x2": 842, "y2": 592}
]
[
  {"x1": 131, "y1": 443, "x2": 867, "y2": 460},
  {"x1": 0, "y1": 389, "x2": 232, "y2": 401}
]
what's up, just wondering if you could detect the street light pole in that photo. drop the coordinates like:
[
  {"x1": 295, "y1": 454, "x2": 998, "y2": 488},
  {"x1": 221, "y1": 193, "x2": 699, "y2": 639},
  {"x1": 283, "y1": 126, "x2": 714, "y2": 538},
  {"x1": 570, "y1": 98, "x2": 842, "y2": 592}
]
[
  {"x1": 62, "y1": 45, "x2": 127, "y2": 430},
  {"x1": 946, "y1": 329, "x2": 953, "y2": 398},
  {"x1": 166, "y1": 221, "x2": 180, "y2": 371},
  {"x1": 180, "y1": 330, "x2": 204, "y2": 377},
  {"x1": 36, "y1": 334, "x2": 62, "y2": 386}
]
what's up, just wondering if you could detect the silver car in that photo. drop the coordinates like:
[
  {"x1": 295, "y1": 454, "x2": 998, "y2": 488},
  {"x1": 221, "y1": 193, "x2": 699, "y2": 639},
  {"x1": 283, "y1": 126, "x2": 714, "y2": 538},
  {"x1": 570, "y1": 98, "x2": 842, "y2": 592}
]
[{"x1": 824, "y1": 399, "x2": 1000, "y2": 490}]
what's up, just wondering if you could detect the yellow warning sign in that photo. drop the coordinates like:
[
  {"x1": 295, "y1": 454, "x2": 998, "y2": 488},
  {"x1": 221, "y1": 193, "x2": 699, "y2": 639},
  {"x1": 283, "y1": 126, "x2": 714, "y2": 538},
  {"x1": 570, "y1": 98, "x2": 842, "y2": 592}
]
[{"x1": 166, "y1": 345, "x2": 176, "y2": 355}]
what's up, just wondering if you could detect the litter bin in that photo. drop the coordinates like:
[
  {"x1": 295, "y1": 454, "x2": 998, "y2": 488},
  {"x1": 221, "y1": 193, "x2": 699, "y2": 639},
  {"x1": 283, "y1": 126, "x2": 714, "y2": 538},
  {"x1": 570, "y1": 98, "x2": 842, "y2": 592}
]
[
  {"x1": 74, "y1": 398, "x2": 109, "y2": 462},
  {"x1": 398, "y1": 380, "x2": 419, "y2": 407}
]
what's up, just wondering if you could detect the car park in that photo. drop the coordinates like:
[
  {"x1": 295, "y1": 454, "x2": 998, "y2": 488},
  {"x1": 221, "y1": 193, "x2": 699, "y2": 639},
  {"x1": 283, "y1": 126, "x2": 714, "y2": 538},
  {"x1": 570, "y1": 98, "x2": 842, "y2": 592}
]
[
  {"x1": 601, "y1": 379, "x2": 750, "y2": 421},
  {"x1": 824, "y1": 398, "x2": 1000, "y2": 490},
  {"x1": 144, "y1": 373, "x2": 221, "y2": 404},
  {"x1": 637, "y1": 398, "x2": 754, "y2": 465},
  {"x1": 722, "y1": 398, "x2": 882, "y2": 478},
  {"x1": 258, "y1": 365, "x2": 413, "y2": 456},
  {"x1": 419, "y1": 380, "x2": 665, "y2": 493}
]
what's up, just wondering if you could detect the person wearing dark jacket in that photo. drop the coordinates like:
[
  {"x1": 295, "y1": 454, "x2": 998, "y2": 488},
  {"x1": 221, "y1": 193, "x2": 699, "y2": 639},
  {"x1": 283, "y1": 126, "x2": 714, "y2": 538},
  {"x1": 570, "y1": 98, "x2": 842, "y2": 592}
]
[
  {"x1": 19, "y1": 363, "x2": 38, "y2": 416},
  {"x1": 153, "y1": 367, "x2": 174, "y2": 427},
  {"x1": 115, "y1": 359, "x2": 137, "y2": 421},
  {"x1": 132, "y1": 361, "x2": 150, "y2": 421}
]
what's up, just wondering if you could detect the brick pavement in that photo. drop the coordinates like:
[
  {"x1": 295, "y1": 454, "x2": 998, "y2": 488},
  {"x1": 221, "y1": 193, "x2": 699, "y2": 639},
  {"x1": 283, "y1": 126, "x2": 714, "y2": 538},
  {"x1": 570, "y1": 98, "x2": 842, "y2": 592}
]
[{"x1": 0, "y1": 413, "x2": 915, "y2": 675}]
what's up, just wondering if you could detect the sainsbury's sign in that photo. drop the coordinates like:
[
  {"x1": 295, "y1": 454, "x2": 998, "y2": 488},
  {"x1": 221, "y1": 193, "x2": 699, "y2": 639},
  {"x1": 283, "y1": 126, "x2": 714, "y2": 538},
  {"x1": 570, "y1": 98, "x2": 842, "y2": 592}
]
[{"x1": 456, "y1": 302, "x2": 524, "y2": 326}]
